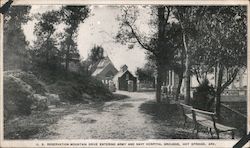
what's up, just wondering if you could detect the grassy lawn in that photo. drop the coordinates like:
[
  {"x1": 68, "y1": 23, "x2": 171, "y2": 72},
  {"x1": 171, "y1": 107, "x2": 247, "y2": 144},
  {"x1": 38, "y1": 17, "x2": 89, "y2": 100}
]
[{"x1": 220, "y1": 101, "x2": 247, "y2": 136}]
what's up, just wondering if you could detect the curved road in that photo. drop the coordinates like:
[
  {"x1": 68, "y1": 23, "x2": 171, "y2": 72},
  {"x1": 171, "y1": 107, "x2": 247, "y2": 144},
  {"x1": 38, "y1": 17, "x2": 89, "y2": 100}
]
[{"x1": 38, "y1": 91, "x2": 232, "y2": 139}]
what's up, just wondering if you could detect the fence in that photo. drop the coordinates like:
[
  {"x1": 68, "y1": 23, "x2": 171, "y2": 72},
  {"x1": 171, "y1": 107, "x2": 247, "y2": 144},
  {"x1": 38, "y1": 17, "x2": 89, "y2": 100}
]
[{"x1": 221, "y1": 89, "x2": 247, "y2": 96}]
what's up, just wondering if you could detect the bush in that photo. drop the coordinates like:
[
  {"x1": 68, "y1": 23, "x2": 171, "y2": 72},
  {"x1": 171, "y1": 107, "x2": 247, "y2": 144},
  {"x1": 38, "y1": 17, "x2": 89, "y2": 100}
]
[
  {"x1": 4, "y1": 71, "x2": 50, "y2": 120},
  {"x1": 83, "y1": 77, "x2": 114, "y2": 101},
  {"x1": 192, "y1": 79, "x2": 215, "y2": 111},
  {"x1": 4, "y1": 75, "x2": 33, "y2": 119},
  {"x1": 19, "y1": 67, "x2": 114, "y2": 103},
  {"x1": 15, "y1": 72, "x2": 47, "y2": 95},
  {"x1": 47, "y1": 75, "x2": 114, "y2": 102},
  {"x1": 48, "y1": 81, "x2": 83, "y2": 102},
  {"x1": 5, "y1": 70, "x2": 47, "y2": 95}
]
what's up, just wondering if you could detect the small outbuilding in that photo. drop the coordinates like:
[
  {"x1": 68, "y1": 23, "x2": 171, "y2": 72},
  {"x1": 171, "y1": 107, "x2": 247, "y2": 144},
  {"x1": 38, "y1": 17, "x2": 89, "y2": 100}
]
[{"x1": 113, "y1": 65, "x2": 137, "y2": 92}]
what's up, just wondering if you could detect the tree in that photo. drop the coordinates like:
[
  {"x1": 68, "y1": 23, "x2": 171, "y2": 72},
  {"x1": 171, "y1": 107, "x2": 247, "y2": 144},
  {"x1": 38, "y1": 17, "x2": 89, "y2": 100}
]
[
  {"x1": 32, "y1": 10, "x2": 60, "y2": 69},
  {"x1": 170, "y1": 47, "x2": 185, "y2": 100},
  {"x1": 194, "y1": 6, "x2": 247, "y2": 116},
  {"x1": 83, "y1": 45, "x2": 105, "y2": 74},
  {"x1": 116, "y1": 6, "x2": 181, "y2": 103},
  {"x1": 173, "y1": 6, "x2": 247, "y2": 115},
  {"x1": 174, "y1": 6, "x2": 206, "y2": 104},
  {"x1": 136, "y1": 61, "x2": 155, "y2": 88},
  {"x1": 60, "y1": 6, "x2": 90, "y2": 71},
  {"x1": 3, "y1": 6, "x2": 31, "y2": 70},
  {"x1": 88, "y1": 45, "x2": 105, "y2": 64}
]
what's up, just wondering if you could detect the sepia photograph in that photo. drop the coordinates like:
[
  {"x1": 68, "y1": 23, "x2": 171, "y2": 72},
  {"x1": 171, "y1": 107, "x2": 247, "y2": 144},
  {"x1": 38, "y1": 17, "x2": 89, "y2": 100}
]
[{"x1": 1, "y1": 0, "x2": 248, "y2": 147}]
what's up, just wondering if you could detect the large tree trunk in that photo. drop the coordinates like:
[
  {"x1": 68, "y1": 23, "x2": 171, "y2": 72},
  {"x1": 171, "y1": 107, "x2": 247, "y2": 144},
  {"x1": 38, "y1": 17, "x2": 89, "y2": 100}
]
[
  {"x1": 65, "y1": 31, "x2": 74, "y2": 72},
  {"x1": 215, "y1": 64, "x2": 239, "y2": 118},
  {"x1": 185, "y1": 67, "x2": 191, "y2": 104},
  {"x1": 46, "y1": 46, "x2": 49, "y2": 65},
  {"x1": 46, "y1": 34, "x2": 52, "y2": 66},
  {"x1": 65, "y1": 45, "x2": 70, "y2": 71},
  {"x1": 152, "y1": 77, "x2": 156, "y2": 89},
  {"x1": 175, "y1": 73, "x2": 183, "y2": 101},
  {"x1": 156, "y1": 64, "x2": 163, "y2": 103},
  {"x1": 215, "y1": 63, "x2": 223, "y2": 118},
  {"x1": 176, "y1": 49, "x2": 185, "y2": 101},
  {"x1": 65, "y1": 43, "x2": 72, "y2": 72},
  {"x1": 182, "y1": 31, "x2": 191, "y2": 104},
  {"x1": 178, "y1": 8, "x2": 191, "y2": 105},
  {"x1": 155, "y1": 6, "x2": 166, "y2": 103}
]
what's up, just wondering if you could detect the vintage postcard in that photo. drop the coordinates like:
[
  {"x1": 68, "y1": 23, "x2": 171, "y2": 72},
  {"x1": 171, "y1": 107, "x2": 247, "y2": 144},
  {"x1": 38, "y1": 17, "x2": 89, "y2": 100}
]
[{"x1": 0, "y1": 0, "x2": 249, "y2": 147}]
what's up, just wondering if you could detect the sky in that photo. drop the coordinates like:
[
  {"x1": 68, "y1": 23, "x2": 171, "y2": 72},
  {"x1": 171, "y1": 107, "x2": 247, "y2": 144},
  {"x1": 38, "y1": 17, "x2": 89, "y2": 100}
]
[{"x1": 23, "y1": 5, "x2": 148, "y2": 74}]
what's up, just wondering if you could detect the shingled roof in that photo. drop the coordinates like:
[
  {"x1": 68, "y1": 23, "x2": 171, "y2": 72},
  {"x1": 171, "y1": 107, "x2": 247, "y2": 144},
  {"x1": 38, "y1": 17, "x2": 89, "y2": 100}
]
[{"x1": 91, "y1": 56, "x2": 118, "y2": 77}]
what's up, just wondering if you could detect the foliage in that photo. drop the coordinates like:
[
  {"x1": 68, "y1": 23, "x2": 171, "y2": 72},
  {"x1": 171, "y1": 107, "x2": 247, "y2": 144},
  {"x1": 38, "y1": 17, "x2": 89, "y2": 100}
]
[
  {"x1": 32, "y1": 10, "x2": 61, "y2": 69},
  {"x1": 31, "y1": 66, "x2": 114, "y2": 102},
  {"x1": 196, "y1": 6, "x2": 246, "y2": 68},
  {"x1": 190, "y1": 6, "x2": 247, "y2": 83},
  {"x1": 3, "y1": 6, "x2": 31, "y2": 70},
  {"x1": 136, "y1": 63, "x2": 155, "y2": 82},
  {"x1": 4, "y1": 73, "x2": 34, "y2": 119},
  {"x1": 192, "y1": 79, "x2": 215, "y2": 111},
  {"x1": 59, "y1": 6, "x2": 90, "y2": 71},
  {"x1": 172, "y1": 6, "x2": 247, "y2": 108},
  {"x1": 88, "y1": 45, "x2": 105, "y2": 64},
  {"x1": 82, "y1": 45, "x2": 105, "y2": 74},
  {"x1": 116, "y1": 6, "x2": 182, "y2": 102},
  {"x1": 31, "y1": 6, "x2": 90, "y2": 72},
  {"x1": 173, "y1": 6, "x2": 208, "y2": 103},
  {"x1": 5, "y1": 71, "x2": 47, "y2": 95},
  {"x1": 4, "y1": 70, "x2": 54, "y2": 121},
  {"x1": 185, "y1": 6, "x2": 247, "y2": 115},
  {"x1": 4, "y1": 68, "x2": 114, "y2": 121}
]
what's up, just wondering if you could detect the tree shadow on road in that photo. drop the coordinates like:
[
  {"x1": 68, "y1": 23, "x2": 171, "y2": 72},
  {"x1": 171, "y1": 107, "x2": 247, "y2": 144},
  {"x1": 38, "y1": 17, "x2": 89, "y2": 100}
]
[
  {"x1": 139, "y1": 100, "x2": 180, "y2": 121},
  {"x1": 112, "y1": 93, "x2": 130, "y2": 100}
]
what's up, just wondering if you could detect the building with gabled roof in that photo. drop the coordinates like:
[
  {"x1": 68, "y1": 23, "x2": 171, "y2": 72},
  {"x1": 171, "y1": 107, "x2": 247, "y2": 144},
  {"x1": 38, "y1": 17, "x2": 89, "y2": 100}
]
[
  {"x1": 90, "y1": 56, "x2": 118, "y2": 84},
  {"x1": 113, "y1": 65, "x2": 137, "y2": 92}
]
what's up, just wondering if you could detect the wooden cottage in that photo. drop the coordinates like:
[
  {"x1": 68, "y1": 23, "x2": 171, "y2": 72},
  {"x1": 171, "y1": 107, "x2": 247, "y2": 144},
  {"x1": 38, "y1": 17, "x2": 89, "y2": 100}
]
[
  {"x1": 113, "y1": 65, "x2": 137, "y2": 92},
  {"x1": 91, "y1": 56, "x2": 118, "y2": 85}
]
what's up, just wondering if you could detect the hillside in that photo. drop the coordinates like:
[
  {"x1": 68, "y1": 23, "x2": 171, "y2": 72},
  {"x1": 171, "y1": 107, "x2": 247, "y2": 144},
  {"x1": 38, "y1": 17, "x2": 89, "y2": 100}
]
[{"x1": 4, "y1": 70, "x2": 114, "y2": 120}]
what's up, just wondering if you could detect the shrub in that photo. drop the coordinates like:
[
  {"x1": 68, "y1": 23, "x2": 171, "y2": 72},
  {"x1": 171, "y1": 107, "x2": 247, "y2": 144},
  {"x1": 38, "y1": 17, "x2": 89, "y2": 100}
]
[
  {"x1": 48, "y1": 76, "x2": 114, "y2": 102},
  {"x1": 4, "y1": 75, "x2": 33, "y2": 119},
  {"x1": 4, "y1": 71, "x2": 50, "y2": 120},
  {"x1": 27, "y1": 67, "x2": 114, "y2": 102},
  {"x1": 48, "y1": 81, "x2": 83, "y2": 102},
  {"x1": 192, "y1": 79, "x2": 215, "y2": 111},
  {"x1": 14, "y1": 71, "x2": 47, "y2": 95},
  {"x1": 4, "y1": 71, "x2": 47, "y2": 95}
]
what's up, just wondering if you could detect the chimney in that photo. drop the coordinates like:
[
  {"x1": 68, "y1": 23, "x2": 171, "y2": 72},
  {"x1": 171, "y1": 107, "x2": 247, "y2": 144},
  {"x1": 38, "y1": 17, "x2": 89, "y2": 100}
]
[{"x1": 120, "y1": 64, "x2": 128, "y2": 72}]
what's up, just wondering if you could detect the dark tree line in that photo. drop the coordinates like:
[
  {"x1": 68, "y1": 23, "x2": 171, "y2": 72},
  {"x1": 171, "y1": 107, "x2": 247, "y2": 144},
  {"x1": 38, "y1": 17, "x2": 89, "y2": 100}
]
[
  {"x1": 31, "y1": 6, "x2": 90, "y2": 72},
  {"x1": 4, "y1": 6, "x2": 90, "y2": 74},
  {"x1": 3, "y1": 6, "x2": 31, "y2": 70}
]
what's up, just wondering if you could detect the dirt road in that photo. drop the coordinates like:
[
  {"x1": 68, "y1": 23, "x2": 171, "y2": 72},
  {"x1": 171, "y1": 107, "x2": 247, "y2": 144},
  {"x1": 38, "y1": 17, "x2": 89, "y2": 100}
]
[
  {"x1": 35, "y1": 91, "x2": 232, "y2": 139},
  {"x1": 41, "y1": 91, "x2": 159, "y2": 139}
]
